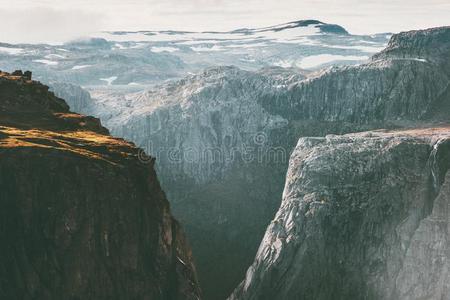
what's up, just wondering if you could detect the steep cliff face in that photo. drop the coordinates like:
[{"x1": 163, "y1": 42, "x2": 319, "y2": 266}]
[
  {"x1": 0, "y1": 71, "x2": 201, "y2": 300},
  {"x1": 231, "y1": 127, "x2": 450, "y2": 300},
  {"x1": 50, "y1": 82, "x2": 92, "y2": 114},
  {"x1": 84, "y1": 27, "x2": 450, "y2": 299},
  {"x1": 92, "y1": 66, "x2": 310, "y2": 299},
  {"x1": 261, "y1": 27, "x2": 450, "y2": 123},
  {"x1": 372, "y1": 26, "x2": 450, "y2": 71}
]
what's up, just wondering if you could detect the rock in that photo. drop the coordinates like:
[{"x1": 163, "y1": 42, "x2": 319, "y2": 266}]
[
  {"x1": 11, "y1": 70, "x2": 23, "y2": 76},
  {"x1": 50, "y1": 82, "x2": 92, "y2": 113},
  {"x1": 23, "y1": 70, "x2": 32, "y2": 80},
  {"x1": 230, "y1": 127, "x2": 450, "y2": 300},
  {"x1": 0, "y1": 71, "x2": 201, "y2": 300},
  {"x1": 372, "y1": 26, "x2": 450, "y2": 70}
]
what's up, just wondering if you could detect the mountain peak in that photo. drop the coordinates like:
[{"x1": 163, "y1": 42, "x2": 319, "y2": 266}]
[
  {"x1": 232, "y1": 19, "x2": 349, "y2": 35},
  {"x1": 257, "y1": 19, "x2": 348, "y2": 35}
]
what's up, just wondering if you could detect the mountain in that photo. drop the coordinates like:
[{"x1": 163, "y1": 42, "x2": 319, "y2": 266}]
[
  {"x1": 1, "y1": 23, "x2": 447, "y2": 300},
  {"x1": 233, "y1": 19, "x2": 349, "y2": 35},
  {"x1": 230, "y1": 127, "x2": 450, "y2": 300},
  {"x1": 79, "y1": 27, "x2": 450, "y2": 299},
  {"x1": 230, "y1": 27, "x2": 450, "y2": 300},
  {"x1": 0, "y1": 20, "x2": 388, "y2": 90},
  {"x1": 0, "y1": 71, "x2": 201, "y2": 300}
]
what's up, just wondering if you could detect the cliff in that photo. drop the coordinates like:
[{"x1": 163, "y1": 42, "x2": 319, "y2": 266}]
[
  {"x1": 261, "y1": 27, "x2": 450, "y2": 123},
  {"x1": 0, "y1": 71, "x2": 201, "y2": 300},
  {"x1": 231, "y1": 126, "x2": 450, "y2": 300},
  {"x1": 231, "y1": 27, "x2": 450, "y2": 300},
  {"x1": 74, "y1": 26, "x2": 450, "y2": 299}
]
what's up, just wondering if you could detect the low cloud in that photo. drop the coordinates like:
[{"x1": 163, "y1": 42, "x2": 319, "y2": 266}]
[
  {"x1": 0, "y1": 1, "x2": 449, "y2": 43},
  {"x1": 0, "y1": 7, "x2": 103, "y2": 44}
]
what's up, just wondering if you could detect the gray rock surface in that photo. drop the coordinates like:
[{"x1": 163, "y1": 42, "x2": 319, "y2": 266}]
[
  {"x1": 231, "y1": 127, "x2": 450, "y2": 300},
  {"x1": 50, "y1": 82, "x2": 92, "y2": 113}
]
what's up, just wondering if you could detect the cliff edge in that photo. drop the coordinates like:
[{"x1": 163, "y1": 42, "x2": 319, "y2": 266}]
[
  {"x1": 0, "y1": 71, "x2": 201, "y2": 300},
  {"x1": 231, "y1": 126, "x2": 450, "y2": 300}
]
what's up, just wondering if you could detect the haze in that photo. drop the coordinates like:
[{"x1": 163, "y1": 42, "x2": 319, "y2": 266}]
[{"x1": 0, "y1": 0, "x2": 449, "y2": 44}]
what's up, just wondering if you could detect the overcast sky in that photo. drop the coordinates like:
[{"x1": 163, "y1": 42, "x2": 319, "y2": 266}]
[{"x1": 1, "y1": 0, "x2": 449, "y2": 44}]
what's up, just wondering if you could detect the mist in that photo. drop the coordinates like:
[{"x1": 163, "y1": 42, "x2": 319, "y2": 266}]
[{"x1": 1, "y1": 0, "x2": 449, "y2": 44}]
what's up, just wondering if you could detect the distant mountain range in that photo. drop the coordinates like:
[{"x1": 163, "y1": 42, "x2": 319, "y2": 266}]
[{"x1": 0, "y1": 20, "x2": 389, "y2": 89}]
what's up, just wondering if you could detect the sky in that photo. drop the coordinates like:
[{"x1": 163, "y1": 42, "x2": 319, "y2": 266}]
[{"x1": 0, "y1": 0, "x2": 449, "y2": 44}]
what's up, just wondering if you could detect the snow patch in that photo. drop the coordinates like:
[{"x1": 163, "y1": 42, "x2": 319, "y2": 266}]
[
  {"x1": 0, "y1": 46, "x2": 24, "y2": 55},
  {"x1": 72, "y1": 65, "x2": 93, "y2": 70},
  {"x1": 191, "y1": 45, "x2": 225, "y2": 52},
  {"x1": 274, "y1": 60, "x2": 296, "y2": 68},
  {"x1": 299, "y1": 54, "x2": 369, "y2": 69},
  {"x1": 33, "y1": 59, "x2": 59, "y2": 66},
  {"x1": 114, "y1": 43, "x2": 127, "y2": 50},
  {"x1": 255, "y1": 24, "x2": 321, "y2": 43},
  {"x1": 45, "y1": 54, "x2": 65, "y2": 59},
  {"x1": 325, "y1": 44, "x2": 385, "y2": 53},
  {"x1": 100, "y1": 76, "x2": 118, "y2": 85},
  {"x1": 150, "y1": 46, "x2": 179, "y2": 53}
]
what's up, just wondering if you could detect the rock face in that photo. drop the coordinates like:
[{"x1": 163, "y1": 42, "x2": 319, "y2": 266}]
[
  {"x1": 0, "y1": 71, "x2": 201, "y2": 300},
  {"x1": 230, "y1": 27, "x2": 450, "y2": 300},
  {"x1": 50, "y1": 82, "x2": 92, "y2": 114},
  {"x1": 83, "y1": 27, "x2": 450, "y2": 299},
  {"x1": 261, "y1": 29, "x2": 450, "y2": 123},
  {"x1": 231, "y1": 127, "x2": 450, "y2": 300},
  {"x1": 92, "y1": 66, "x2": 312, "y2": 299}
]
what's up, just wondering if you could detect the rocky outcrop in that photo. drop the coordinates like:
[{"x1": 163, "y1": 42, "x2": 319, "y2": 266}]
[
  {"x1": 261, "y1": 27, "x2": 450, "y2": 123},
  {"x1": 231, "y1": 127, "x2": 450, "y2": 300},
  {"x1": 372, "y1": 26, "x2": 450, "y2": 71},
  {"x1": 0, "y1": 71, "x2": 201, "y2": 300},
  {"x1": 86, "y1": 27, "x2": 450, "y2": 299}
]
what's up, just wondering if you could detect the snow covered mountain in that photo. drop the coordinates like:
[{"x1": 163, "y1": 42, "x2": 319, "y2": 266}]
[{"x1": 0, "y1": 20, "x2": 389, "y2": 89}]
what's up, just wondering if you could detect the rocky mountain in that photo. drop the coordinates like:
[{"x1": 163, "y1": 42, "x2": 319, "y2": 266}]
[
  {"x1": 1, "y1": 24, "x2": 447, "y2": 300},
  {"x1": 231, "y1": 126, "x2": 450, "y2": 300},
  {"x1": 0, "y1": 71, "x2": 201, "y2": 300},
  {"x1": 230, "y1": 26, "x2": 450, "y2": 300},
  {"x1": 75, "y1": 27, "x2": 450, "y2": 299}
]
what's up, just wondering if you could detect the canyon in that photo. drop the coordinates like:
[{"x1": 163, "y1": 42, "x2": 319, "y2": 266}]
[
  {"x1": 0, "y1": 24, "x2": 449, "y2": 300},
  {"x1": 83, "y1": 26, "x2": 449, "y2": 299}
]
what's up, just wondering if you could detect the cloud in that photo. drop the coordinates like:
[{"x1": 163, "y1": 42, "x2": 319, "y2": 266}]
[
  {"x1": 0, "y1": 7, "x2": 103, "y2": 44},
  {"x1": 0, "y1": 0, "x2": 449, "y2": 43}
]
